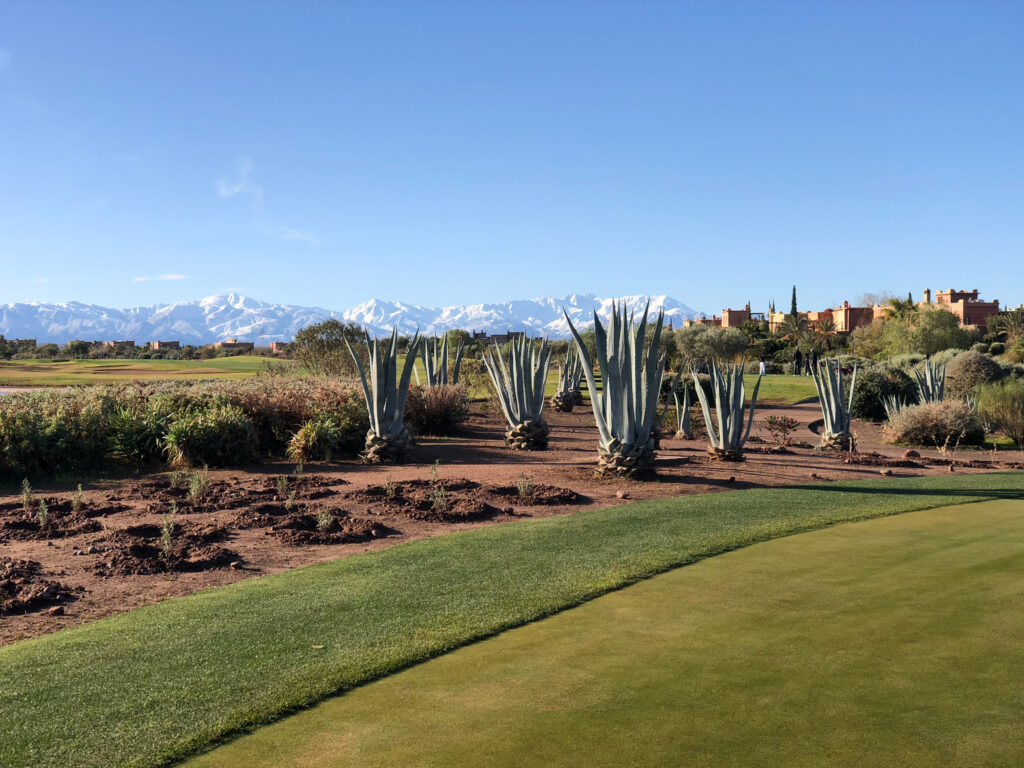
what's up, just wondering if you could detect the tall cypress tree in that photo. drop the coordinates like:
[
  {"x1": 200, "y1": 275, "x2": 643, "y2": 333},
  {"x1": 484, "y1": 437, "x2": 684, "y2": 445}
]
[{"x1": 790, "y1": 285, "x2": 798, "y2": 317}]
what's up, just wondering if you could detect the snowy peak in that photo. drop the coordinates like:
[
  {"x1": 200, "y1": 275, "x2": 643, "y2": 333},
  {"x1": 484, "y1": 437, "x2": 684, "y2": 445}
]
[{"x1": 0, "y1": 294, "x2": 703, "y2": 344}]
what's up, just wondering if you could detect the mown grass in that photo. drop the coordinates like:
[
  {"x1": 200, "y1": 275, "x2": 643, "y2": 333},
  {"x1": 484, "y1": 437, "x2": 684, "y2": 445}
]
[
  {"x1": 4, "y1": 473, "x2": 1021, "y2": 768},
  {"x1": 0, "y1": 357, "x2": 272, "y2": 386},
  {"x1": 188, "y1": 499, "x2": 1024, "y2": 768}
]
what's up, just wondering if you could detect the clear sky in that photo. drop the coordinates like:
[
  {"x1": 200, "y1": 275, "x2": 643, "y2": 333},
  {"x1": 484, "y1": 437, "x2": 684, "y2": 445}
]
[{"x1": 1, "y1": 1, "x2": 1022, "y2": 314}]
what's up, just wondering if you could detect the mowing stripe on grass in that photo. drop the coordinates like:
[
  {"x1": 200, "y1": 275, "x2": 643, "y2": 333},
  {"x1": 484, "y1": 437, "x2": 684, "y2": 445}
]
[
  {"x1": 186, "y1": 500, "x2": 1024, "y2": 768},
  {"x1": 1, "y1": 473, "x2": 1023, "y2": 767}
]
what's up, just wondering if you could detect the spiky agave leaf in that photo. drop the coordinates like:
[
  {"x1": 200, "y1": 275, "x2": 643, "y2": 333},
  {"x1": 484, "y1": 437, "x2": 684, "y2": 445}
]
[
  {"x1": 673, "y1": 378, "x2": 692, "y2": 438},
  {"x1": 690, "y1": 362, "x2": 761, "y2": 458},
  {"x1": 914, "y1": 359, "x2": 945, "y2": 403},
  {"x1": 345, "y1": 329, "x2": 421, "y2": 460},
  {"x1": 810, "y1": 359, "x2": 858, "y2": 450},
  {"x1": 482, "y1": 336, "x2": 552, "y2": 449},
  {"x1": 421, "y1": 334, "x2": 466, "y2": 387},
  {"x1": 564, "y1": 301, "x2": 666, "y2": 475}
]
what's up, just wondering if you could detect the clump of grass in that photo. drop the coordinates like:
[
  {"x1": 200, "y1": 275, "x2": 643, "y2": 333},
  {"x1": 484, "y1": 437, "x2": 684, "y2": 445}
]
[
  {"x1": 431, "y1": 485, "x2": 449, "y2": 514},
  {"x1": 276, "y1": 476, "x2": 289, "y2": 501},
  {"x1": 187, "y1": 467, "x2": 211, "y2": 504},
  {"x1": 429, "y1": 460, "x2": 441, "y2": 483},
  {"x1": 169, "y1": 470, "x2": 187, "y2": 490},
  {"x1": 382, "y1": 475, "x2": 396, "y2": 500},
  {"x1": 316, "y1": 508, "x2": 335, "y2": 532},
  {"x1": 36, "y1": 498, "x2": 49, "y2": 531},
  {"x1": 293, "y1": 460, "x2": 305, "y2": 477},
  {"x1": 71, "y1": 484, "x2": 84, "y2": 515},
  {"x1": 284, "y1": 490, "x2": 297, "y2": 511},
  {"x1": 517, "y1": 473, "x2": 535, "y2": 498},
  {"x1": 21, "y1": 478, "x2": 33, "y2": 513},
  {"x1": 160, "y1": 509, "x2": 176, "y2": 559}
]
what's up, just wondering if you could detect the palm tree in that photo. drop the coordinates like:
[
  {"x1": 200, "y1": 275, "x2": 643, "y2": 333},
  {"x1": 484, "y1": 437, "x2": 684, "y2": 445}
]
[
  {"x1": 777, "y1": 313, "x2": 808, "y2": 343},
  {"x1": 884, "y1": 296, "x2": 918, "y2": 321},
  {"x1": 813, "y1": 317, "x2": 839, "y2": 351},
  {"x1": 995, "y1": 308, "x2": 1024, "y2": 344}
]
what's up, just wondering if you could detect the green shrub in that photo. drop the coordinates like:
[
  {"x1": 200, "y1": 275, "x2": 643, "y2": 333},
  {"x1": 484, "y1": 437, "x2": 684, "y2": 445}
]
[
  {"x1": 945, "y1": 350, "x2": 1005, "y2": 399},
  {"x1": 972, "y1": 342, "x2": 990, "y2": 354},
  {"x1": 849, "y1": 365, "x2": 917, "y2": 421},
  {"x1": 989, "y1": 342, "x2": 1006, "y2": 356},
  {"x1": 882, "y1": 401, "x2": 984, "y2": 446},
  {"x1": 162, "y1": 405, "x2": 258, "y2": 468},
  {"x1": 287, "y1": 411, "x2": 366, "y2": 462},
  {"x1": 404, "y1": 385, "x2": 470, "y2": 436},
  {"x1": 107, "y1": 406, "x2": 168, "y2": 463},
  {"x1": 975, "y1": 378, "x2": 1024, "y2": 446}
]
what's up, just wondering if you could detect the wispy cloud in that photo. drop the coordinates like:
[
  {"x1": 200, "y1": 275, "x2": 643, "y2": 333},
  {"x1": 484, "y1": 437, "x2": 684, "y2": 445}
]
[
  {"x1": 32, "y1": 277, "x2": 47, "y2": 283},
  {"x1": 283, "y1": 228, "x2": 319, "y2": 245},
  {"x1": 132, "y1": 274, "x2": 188, "y2": 283},
  {"x1": 216, "y1": 157, "x2": 317, "y2": 246}
]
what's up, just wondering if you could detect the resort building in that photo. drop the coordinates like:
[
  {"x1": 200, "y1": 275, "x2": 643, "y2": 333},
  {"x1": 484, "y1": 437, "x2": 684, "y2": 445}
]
[
  {"x1": 150, "y1": 340, "x2": 180, "y2": 351},
  {"x1": 213, "y1": 338, "x2": 255, "y2": 352},
  {"x1": 922, "y1": 288, "x2": 1000, "y2": 327}
]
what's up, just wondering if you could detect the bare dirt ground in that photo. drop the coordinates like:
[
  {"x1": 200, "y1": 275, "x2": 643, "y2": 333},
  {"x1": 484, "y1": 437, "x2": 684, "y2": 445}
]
[{"x1": 2, "y1": 401, "x2": 1021, "y2": 646}]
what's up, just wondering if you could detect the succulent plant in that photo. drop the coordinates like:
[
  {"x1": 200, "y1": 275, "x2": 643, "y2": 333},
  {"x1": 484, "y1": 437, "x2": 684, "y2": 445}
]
[
  {"x1": 345, "y1": 329, "x2": 422, "y2": 463},
  {"x1": 691, "y1": 362, "x2": 760, "y2": 460},
  {"x1": 483, "y1": 336, "x2": 553, "y2": 450},
  {"x1": 811, "y1": 360, "x2": 858, "y2": 451},
  {"x1": 420, "y1": 334, "x2": 465, "y2": 387},
  {"x1": 564, "y1": 302, "x2": 665, "y2": 477},
  {"x1": 672, "y1": 379, "x2": 693, "y2": 439},
  {"x1": 882, "y1": 393, "x2": 909, "y2": 422},
  {"x1": 550, "y1": 346, "x2": 584, "y2": 412},
  {"x1": 914, "y1": 359, "x2": 945, "y2": 403}
]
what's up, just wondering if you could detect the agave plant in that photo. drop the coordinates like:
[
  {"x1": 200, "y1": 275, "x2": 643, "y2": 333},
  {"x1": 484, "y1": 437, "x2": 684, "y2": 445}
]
[
  {"x1": 483, "y1": 336, "x2": 553, "y2": 450},
  {"x1": 811, "y1": 359, "x2": 858, "y2": 451},
  {"x1": 419, "y1": 334, "x2": 464, "y2": 387},
  {"x1": 881, "y1": 393, "x2": 909, "y2": 422},
  {"x1": 691, "y1": 362, "x2": 760, "y2": 460},
  {"x1": 565, "y1": 302, "x2": 665, "y2": 476},
  {"x1": 345, "y1": 329, "x2": 422, "y2": 463},
  {"x1": 914, "y1": 359, "x2": 945, "y2": 403},
  {"x1": 550, "y1": 346, "x2": 584, "y2": 412},
  {"x1": 672, "y1": 379, "x2": 693, "y2": 439}
]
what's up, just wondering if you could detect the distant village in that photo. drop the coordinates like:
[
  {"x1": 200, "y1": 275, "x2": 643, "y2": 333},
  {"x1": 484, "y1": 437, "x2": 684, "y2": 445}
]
[{"x1": 0, "y1": 287, "x2": 1017, "y2": 359}]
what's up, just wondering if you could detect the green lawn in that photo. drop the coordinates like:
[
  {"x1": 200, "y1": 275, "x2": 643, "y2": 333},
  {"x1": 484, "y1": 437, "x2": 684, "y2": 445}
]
[
  {"x1": 1, "y1": 474, "x2": 1022, "y2": 767},
  {"x1": 189, "y1": 498, "x2": 1024, "y2": 768},
  {"x1": 0, "y1": 356, "x2": 272, "y2": 386}
]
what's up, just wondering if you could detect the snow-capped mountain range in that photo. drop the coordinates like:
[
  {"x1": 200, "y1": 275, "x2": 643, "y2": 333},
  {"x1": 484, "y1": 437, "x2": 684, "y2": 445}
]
[{"x1": 0, "y1": 294, "x2": 704, "y2": 345}]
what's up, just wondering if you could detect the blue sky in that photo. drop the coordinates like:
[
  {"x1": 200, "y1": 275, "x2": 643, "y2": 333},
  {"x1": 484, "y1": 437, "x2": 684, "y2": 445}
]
[{"x1": 1, "y1": 1, "x2": 1022, "y2": 315}]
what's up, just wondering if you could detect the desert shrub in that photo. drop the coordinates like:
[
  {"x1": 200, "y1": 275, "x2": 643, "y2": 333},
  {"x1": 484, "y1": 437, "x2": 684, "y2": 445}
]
[
  {"x1": 928, "y1": 347, "x2": 963, "y2": 368},
  {"x1": 404, "y1": 384, "x2": 470, "y2": 436},
  {"x1": 945, "y1": 350, "x2": 1005, "y2": 399},
  {"x1": 763, "y1": 414, "x2": 799, "y2": 445},
  {"x1": 885, "y1": 352, "x2": 925, "y2": 371},
  {"x1": 162, "y1": 405, "x2": 258, "y2": 468},
  {"x1": 989, "y1": 342, "x2": 1006, "y2": 356},
  {"x1": 882, "y1": 401, "x2": 984, "y2": 446},
  {"x1": 107, "y1": 406, "x2": 169, "y2": 463},
  {"x1": 0, "y1": 388, "x2": 116, "y2": 476},
  {"x1": 972, "y1": 342, "x2": 990, "y2": 354},
  {"x1": 849, "y1": 365, "x2": 917, "y2": 421},
  {"x1": 975, "y1": 379, "x2": 1024, "y2": 446},
  {"x1": 287, "y1": 410, "x2": 366, "y2": 462}
]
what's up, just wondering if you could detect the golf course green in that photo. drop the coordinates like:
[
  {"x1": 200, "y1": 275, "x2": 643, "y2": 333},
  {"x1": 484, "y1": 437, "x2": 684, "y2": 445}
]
[{"x1": 189, "y1": 499, "x2": 1024, "y2": 768}]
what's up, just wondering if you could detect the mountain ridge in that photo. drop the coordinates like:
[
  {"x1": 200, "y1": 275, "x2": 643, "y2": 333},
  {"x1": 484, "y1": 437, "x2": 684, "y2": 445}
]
[{"x1": 0, "y1": 294, "x2": 704, "y2": 344}]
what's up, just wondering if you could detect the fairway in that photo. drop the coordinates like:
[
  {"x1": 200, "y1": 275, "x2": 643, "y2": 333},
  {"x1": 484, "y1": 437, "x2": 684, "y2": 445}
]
[
  {"x1": 189, "y1": 499, "x2": 1024, "y2": 768},
  {"x1": 0, "y1": 356, "x2": 272, "y2": 385}
]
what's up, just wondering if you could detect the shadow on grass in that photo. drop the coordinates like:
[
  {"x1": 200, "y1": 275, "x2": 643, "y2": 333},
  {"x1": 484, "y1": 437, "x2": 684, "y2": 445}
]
[{"x1": 782, "y1": 482, "x2": 1024, "y2": 500}]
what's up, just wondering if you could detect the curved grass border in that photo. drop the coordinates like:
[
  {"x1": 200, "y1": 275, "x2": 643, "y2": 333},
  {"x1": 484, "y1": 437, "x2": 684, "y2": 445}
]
[{"x1": 2, "y1": 472, "x2": 1023, "y2": 767}]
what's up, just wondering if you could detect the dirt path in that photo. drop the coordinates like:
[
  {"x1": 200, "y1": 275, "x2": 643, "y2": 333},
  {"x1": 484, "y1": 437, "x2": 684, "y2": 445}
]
[{"x1": 1, "y1": 402, "x2": 1019, "y2": 645}]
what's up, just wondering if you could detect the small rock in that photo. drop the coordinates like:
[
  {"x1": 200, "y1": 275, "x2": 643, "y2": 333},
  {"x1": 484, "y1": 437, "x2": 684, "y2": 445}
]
[
  {"x1": 880, "y1": 469, "x2": 892, "y2": 476},
  {"x1": 616, "y1": 490, "x2": 630, "y2": 499},
  {"x1": 726, "y1": 476, "x2": 736, "y2": 484},
  {"x1": 949, "y1": 464, "x2": 955, "y2": 473},
  {"x1": 809, "y1": 472, "x2": 819, "y2": 479},
  {"x1": 47, "y1": 605, "x2": 65, "y2": 616},
  {"x1": 903, "y1": 449, "x2": 920, "y2": 458},
  {"x1": 229, "y1": 561, "x2": 242, "y2": 570},
  {"x1": 501, "y1": 506, "x2": 514, "y2": 514},
  {"x1": 47, "y1": 541, "x2": 53, "y2": 547},
  {"x1": 85, "y1": 545, "x2": 97, "y2": 555}
]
